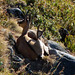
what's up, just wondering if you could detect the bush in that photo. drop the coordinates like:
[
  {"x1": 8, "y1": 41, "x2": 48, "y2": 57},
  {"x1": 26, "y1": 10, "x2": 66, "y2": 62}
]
[
  {"x1": 21, "y1": 0, "x2": 75, "y2": 51},
  {"x1": 2, "y1": 0, "x2": 75, "y2": 51}
]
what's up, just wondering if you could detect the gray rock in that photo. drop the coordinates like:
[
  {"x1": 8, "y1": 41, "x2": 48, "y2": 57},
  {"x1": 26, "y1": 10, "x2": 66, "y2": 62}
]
[{"x1": 48, "y1": 40, "x2": 68, "y2": 53}]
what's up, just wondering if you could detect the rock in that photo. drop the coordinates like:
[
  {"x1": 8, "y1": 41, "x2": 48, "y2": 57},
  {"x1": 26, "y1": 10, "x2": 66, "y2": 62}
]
[
  {"x1": 48, "y1": 40, "x2": 68, "y2": 53},
  {"x1": 6, "y1": 8, "x2": 25, "y2": 19}
]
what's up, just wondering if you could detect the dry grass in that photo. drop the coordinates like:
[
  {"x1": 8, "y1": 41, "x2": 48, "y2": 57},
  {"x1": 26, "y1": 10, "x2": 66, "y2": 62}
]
[
  {"x1": 0, "y1": 68, "x2": 13, "y2": 75},
  {"x1": 0, "y1": 33, "x2": 11, "y2": 74},
  {"x1": 43, "y1": 55, "x2": 56, "y2": 65},
  {"x1": 2, "y1": 18, "x2": 22, "y2": 33}
]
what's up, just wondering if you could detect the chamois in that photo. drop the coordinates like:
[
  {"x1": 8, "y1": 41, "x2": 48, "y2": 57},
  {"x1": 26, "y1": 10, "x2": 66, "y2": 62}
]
[
  {"x1": 59, "y1": 28, "x2": 69, "y2": 42},
  {"x1": 16, "y1": 15, "x2": 49, "y2": 60}
]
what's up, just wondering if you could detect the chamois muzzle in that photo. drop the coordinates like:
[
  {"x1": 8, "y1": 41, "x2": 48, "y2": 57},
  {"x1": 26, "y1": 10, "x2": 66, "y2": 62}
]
[{"x1": 18, "y1": 19, "x2": 25, "y2": 24}]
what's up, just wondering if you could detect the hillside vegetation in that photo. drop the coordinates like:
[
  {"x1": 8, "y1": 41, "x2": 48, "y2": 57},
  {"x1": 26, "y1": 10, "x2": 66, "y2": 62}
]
[
  {"x1": 0, "y1": 0, "x2": 75, "y2": 75},
  {"x1": 2, "y1": 0, "x2": 75, "y2": 51}
]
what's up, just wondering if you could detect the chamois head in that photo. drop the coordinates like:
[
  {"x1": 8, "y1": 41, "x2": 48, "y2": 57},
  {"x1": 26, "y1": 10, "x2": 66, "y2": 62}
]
[
  {"x1": 17, "y1": 12, "x2": 46, "y2": 39},
  {"x1": 17, "y1": 14, "x2": 30, "y2": 28}
]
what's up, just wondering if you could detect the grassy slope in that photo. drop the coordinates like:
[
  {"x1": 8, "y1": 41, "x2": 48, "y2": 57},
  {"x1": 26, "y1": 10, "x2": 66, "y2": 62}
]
[
  {"x1": 0, "y1": 0, "x2": 75, "y2": 75},
  {"x1": 0, "y1": 0, "x2": 22, "y2": 74}
]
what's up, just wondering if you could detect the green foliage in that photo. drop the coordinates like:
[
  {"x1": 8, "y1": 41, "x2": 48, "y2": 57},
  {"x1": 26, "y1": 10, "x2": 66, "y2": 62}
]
[
  {"x1": 2, "y1": 0, "x2": 75, "y2": 52},
  {"x1": 20, "y1": 0, "x2": 75, "y2": 51},
  {"x1": 65, "y1": 35, "x2": 75, "y2": 52}
]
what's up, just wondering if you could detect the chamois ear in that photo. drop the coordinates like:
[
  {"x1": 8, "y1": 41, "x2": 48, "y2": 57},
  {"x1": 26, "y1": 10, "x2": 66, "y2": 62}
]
[
  {"x1": 25, "y1": 10, "x2": 31, "y2": 23},
  {"x1": 26, "y1": 14, "x2": 31, "y2": 26}
]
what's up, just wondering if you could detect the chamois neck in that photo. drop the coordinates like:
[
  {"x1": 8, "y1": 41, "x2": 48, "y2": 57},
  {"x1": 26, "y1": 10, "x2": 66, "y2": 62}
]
[{"x1": 21, "y1": 23, "x2": 29, "y2": 36}]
